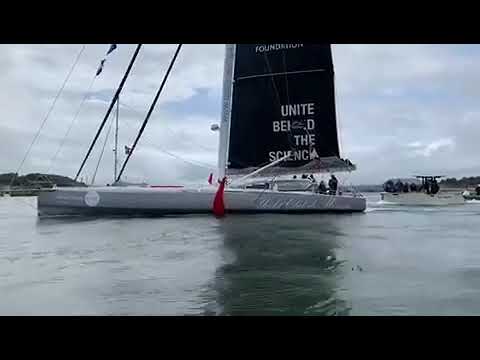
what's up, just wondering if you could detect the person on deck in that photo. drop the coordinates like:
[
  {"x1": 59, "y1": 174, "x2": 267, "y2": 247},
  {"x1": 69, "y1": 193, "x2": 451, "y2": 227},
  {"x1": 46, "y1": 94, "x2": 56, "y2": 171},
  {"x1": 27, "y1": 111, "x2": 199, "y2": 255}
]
[
  {"x1": 384, "y1": 180, "x2": 394, "y2": 193},
  {"x1": 318, "y1": 180, "x2": 327, "y2": 194},
  {"x1": 410, "y1": 182, "x2": 417, "y2": 192},
  {"x1": 328, "y1": 175, "x2": 338, "y2": 195},
  {"x1": 403, "y1": 183, "x2": 409, "y2": 193},
  {"x1": 476, "y1": 185, "x2": 480, "y2": 196},
  {"x1": 431, "y1": 179, "x2": 439, "y2": 195},
  {"x1": 394, "y1": 180, "x2": 403, "y2": 193},
  {"x1": 425, "y1": 179, "x2": 431, "y2": 194}
]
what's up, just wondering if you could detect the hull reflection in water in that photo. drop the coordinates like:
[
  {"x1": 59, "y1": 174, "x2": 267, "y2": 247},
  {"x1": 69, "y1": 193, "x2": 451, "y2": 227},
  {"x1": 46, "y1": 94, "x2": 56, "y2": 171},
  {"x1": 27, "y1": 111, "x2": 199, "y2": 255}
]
[{"x1": 200, "y1": 215, "x2": 355, "y2": 315}]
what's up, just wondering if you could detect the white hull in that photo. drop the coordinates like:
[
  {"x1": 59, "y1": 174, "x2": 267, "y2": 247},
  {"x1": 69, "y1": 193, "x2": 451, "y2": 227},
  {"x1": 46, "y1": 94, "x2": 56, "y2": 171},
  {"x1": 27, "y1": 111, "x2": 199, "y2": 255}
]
[
  {"x1": 381, "y1": 191, "x2": 465, "y2": 206},
  {"x1": 37, "y1": 186, "x2": 366, "y2": 217}
]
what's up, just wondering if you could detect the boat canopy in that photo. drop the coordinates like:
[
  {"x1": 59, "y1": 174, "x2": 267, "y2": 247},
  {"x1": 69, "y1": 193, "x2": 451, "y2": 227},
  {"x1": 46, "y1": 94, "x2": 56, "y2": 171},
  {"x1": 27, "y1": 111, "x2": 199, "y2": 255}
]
[
  {"x1": 384, "y1": 177, "x2": 422, "y2": 185},
  {"x1": 414, "y1": 175, "x2": 445, "y2": 180}
]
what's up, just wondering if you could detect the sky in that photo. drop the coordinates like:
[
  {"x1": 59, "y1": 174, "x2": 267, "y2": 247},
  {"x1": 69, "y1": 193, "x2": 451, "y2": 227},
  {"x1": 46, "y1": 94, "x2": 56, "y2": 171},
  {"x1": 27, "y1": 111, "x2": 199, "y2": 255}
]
[{"x1": 1, "y1": 44, "x2": 480, "y2": 185}]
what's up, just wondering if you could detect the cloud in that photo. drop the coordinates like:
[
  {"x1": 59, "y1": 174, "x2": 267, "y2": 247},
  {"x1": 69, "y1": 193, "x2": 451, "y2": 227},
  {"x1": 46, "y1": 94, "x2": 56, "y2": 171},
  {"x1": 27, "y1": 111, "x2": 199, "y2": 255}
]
[
  {"x1": 407, "y1": 141, "x2": 422, "y2": 148},
  {"x1": 1, "y1": 44, "x2": 480, "y2": 185},
  {"x1": 412, "y1": 138, "x2": 455, "y2": 157},
  {"x1": 332, "y1": 44, "x2": 480, "y2": 183}
]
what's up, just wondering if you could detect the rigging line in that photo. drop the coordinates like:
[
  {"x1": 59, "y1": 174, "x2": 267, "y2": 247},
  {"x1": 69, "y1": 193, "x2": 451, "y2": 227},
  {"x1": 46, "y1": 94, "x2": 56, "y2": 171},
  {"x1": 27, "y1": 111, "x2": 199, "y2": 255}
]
[
  {"x1": 116, "y1": 44, "x2": 182, "y2": 183},
  {"x1": 10, "y1": 44, "x2": 86, "y2": 187},
  {"x1": 114, "y1": 95, "x2": 119, "y2": 182},
  {"x1": 229, "y1": 157, "x2": 275, "y2": 173},
  {"x1": 119, "y1": 118, "x2": 215, "y2": 170},
  {"x1": 262, "y1": 52, "x2": 283, "y2": 114},
  {"x1": 118, "y1": 101, "x2": 216, "y2": 153},
  {"x1": 75, "y1": 44, "x2": 142, "y2": 182},
  {"x1": 262, "y1": 52, "x2": 297, "y2": 153},
  {"x1": 46, "y1": 73, "x2": 97, "y2": 175},
  {"x1": 91, "y1": 107, "x2": 116, "y2": 185},
  {"x1": 236, "y1": 69, "x2": 325, "y2": 81},
  {"x1": 155, "y1": 147, "x2": 215, "y2": 170}
]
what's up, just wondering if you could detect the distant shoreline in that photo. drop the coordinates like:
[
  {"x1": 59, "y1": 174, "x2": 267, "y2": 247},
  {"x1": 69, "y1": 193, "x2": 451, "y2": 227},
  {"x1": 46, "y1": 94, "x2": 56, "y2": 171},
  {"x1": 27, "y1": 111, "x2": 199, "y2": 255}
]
[{"x1": 0, "y1": 172, "x2": 86, "y2": 197}]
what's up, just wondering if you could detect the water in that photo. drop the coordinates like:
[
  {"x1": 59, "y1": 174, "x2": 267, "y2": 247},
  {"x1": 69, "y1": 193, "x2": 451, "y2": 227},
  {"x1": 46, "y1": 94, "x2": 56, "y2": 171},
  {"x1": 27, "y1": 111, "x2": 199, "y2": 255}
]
[{"x1": 1, "y1": 194, "x2": 480, "y2": 315}]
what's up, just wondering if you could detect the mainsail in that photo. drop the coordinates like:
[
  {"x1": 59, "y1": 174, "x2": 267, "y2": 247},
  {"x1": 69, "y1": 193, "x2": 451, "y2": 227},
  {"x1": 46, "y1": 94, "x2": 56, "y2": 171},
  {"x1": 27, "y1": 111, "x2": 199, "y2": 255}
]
[{"x1": 222, "y1": 44, "x2": 355, "y2": 177}]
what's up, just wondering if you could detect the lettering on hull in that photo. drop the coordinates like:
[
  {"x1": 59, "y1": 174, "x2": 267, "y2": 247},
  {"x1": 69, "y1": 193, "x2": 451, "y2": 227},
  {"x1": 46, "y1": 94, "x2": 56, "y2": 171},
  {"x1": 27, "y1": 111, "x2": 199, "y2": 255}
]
[
  {"x1": 55, "y1": 194, "x2": 85, "y2": 203},
  {"x1": 254, "y1": 195, "x2": 337, "y2": 210}
]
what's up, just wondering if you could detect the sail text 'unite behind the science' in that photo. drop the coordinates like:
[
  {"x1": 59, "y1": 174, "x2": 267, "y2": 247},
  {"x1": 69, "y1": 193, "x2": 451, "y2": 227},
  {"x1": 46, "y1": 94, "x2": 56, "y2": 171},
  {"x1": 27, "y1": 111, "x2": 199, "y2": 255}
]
[{"x1": 269, "y1": 102, "x2": 319, "y2": 162}]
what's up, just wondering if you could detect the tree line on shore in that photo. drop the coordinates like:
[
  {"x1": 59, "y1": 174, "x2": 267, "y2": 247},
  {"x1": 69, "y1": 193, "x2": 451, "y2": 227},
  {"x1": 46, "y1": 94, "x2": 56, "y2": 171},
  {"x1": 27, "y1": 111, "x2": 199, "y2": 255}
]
[
  {"x1": 0, "y1": 173, "x2": 86, "y2": 188},
  {"x1": 439, "y1": 177, "x2": 480, "y2": 188}
]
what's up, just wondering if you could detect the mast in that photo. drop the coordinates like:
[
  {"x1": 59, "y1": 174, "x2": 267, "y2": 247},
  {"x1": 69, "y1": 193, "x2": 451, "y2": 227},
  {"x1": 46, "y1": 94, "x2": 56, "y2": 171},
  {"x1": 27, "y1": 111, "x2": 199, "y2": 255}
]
[
  {"x1": 115, "y1": 44, "x2": 182, "y2": 183},
  {"x1": 114, "y1": 96, "x2": 119, "y2": 182},
  {"x1": 75, "y1": 44, "x2": 142, "y2": 182},
  {"x1": 218, "y1": 44, "x2": 236, "y2": 179}
]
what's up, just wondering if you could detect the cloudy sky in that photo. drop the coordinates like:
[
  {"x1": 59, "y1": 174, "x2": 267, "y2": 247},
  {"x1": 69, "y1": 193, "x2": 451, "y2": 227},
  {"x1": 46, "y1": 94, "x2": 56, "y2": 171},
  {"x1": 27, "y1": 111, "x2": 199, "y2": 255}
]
[{"x1": 1, "y1": 44, "x2": 479, "y2": 185}]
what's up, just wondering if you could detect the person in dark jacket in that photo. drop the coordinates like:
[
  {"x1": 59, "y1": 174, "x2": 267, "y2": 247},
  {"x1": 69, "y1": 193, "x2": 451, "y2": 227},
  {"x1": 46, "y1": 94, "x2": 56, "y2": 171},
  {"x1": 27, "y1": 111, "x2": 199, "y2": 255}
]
[
  {"x1": 430, "y1": 179, "x2": 439, "y2": 194},
  {"x1": 328, "y1": 175, "x2": 338, "y2": 194},
  {"x1": 384, "y1": 180, "x2": 394, "y2": 193},
  {"x1": 394, "y1": 180, "x2": 403, "y2": 193},
  {"x1": 425, "y1": 179, "x2": 431, "y2": 194},
  {"x1": 410, "y1": 182, "x2": 417, "y2": 192}
]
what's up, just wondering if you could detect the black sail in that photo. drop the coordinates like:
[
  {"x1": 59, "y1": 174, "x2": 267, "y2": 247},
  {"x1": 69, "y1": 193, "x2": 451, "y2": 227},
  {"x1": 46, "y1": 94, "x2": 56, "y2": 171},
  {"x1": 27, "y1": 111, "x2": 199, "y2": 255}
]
[{"x1": 226, "y1": 44, "x2": 353, "y2": 176}]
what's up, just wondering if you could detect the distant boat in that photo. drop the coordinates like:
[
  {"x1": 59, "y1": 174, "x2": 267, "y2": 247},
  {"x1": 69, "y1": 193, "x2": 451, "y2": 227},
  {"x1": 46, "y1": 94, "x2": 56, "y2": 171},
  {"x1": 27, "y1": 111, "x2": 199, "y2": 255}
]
[
  {"x1": 37, "y1": 44, "x2": 366, "y2": 217},
  {"x1": 462, "y1": 185, "x2": 480, "y2": 200},
  {"x1": 381, "y1": 175, "x2": 465, "y2": 206}
]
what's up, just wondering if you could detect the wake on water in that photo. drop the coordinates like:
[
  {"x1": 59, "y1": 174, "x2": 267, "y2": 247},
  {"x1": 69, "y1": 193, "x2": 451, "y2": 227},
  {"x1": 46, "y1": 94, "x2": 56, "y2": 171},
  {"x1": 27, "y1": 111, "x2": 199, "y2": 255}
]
[
  {"x1": 374, "y1": 200, "x2": 395, "y2": 206},
  {"x1": 466, "y1": 199, "x2": 480, "y2": 204},
  {"x1": 365, "y1": 196, "x2": 480, "y2": 214}
]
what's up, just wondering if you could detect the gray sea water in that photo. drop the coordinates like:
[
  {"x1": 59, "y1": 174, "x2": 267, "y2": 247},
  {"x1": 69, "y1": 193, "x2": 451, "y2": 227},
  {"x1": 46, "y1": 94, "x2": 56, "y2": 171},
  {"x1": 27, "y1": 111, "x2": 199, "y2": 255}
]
[{"x1": 1, "y1": 193, "x2": 480, "y2": 315}]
